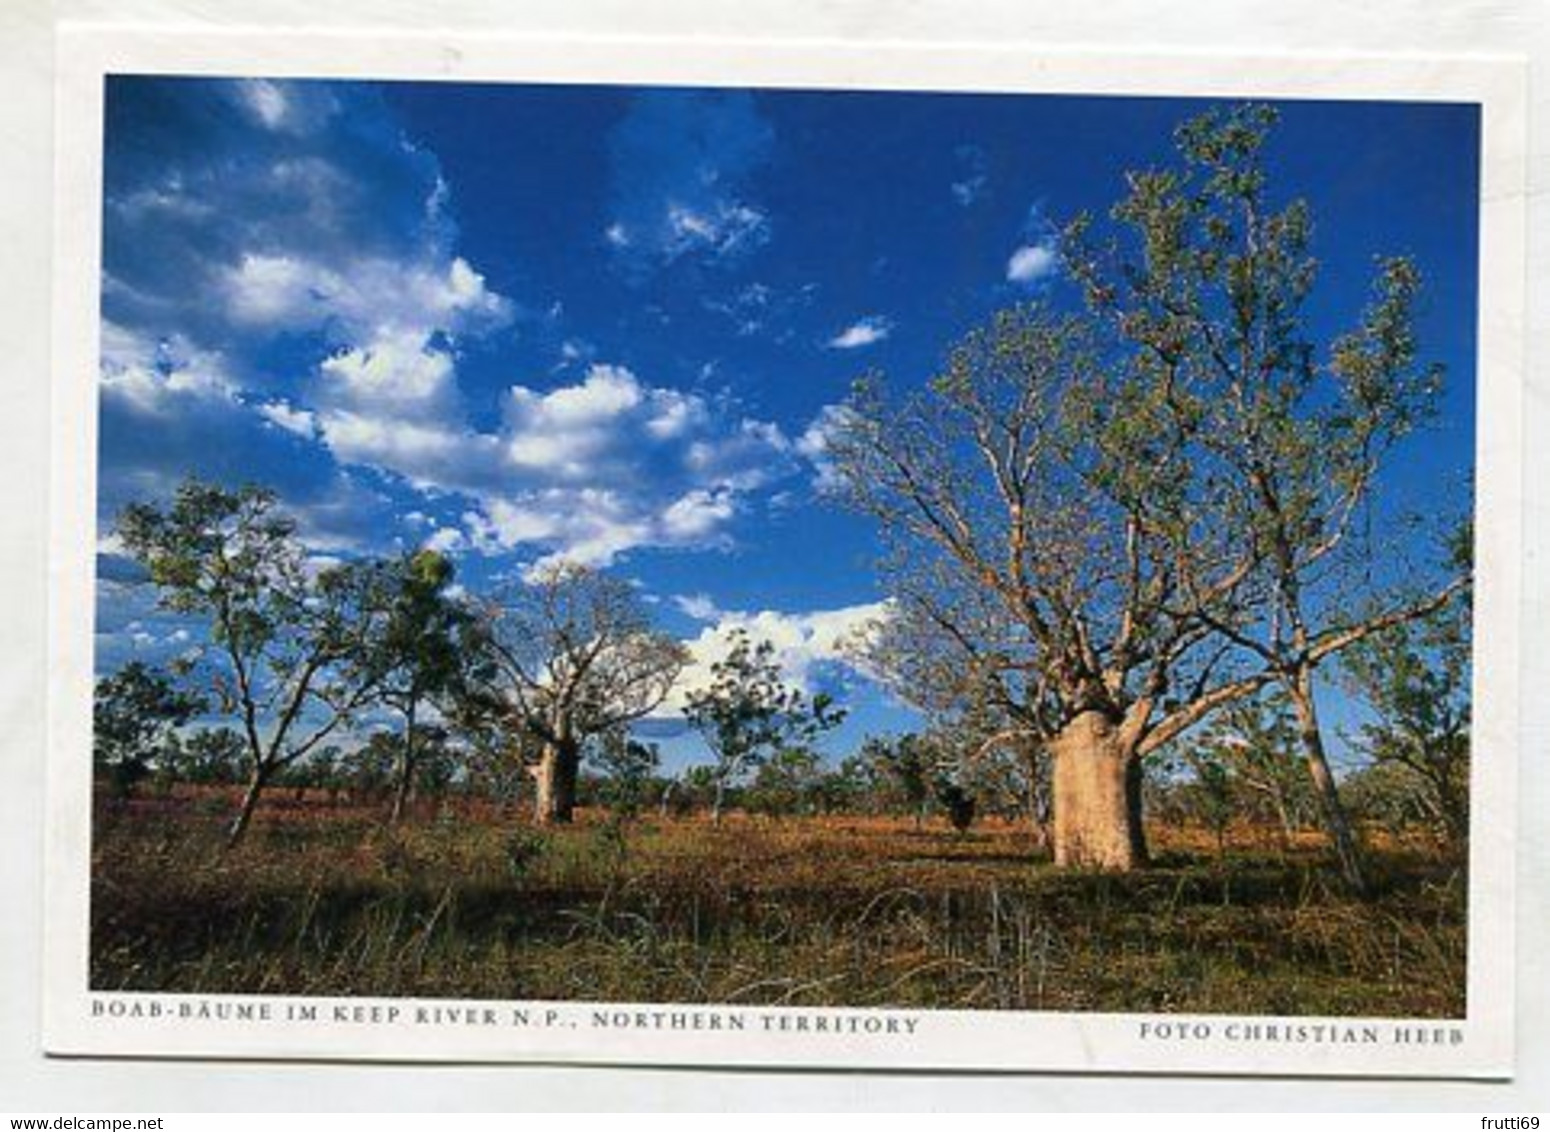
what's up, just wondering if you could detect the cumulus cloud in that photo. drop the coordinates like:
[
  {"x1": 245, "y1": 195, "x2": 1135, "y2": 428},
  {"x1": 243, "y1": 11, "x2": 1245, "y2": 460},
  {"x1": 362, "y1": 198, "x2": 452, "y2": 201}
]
[
  {"x1": 101, "y1": 77, "x2": 510, "y2": 428},
  {"x1": 98, "y1": 320, "x2": 239, "y2": 416},
  {"x1": 673, "y1": 593, "x2": 725, "y2": 622},
  {"x1": 256, "y1": 400, "x2": 318, "y2": 439},
  {"x1": 231, "y1": 79, "x2": 340, "y2": 136},
  {"x1": 1006, "y1": 241, "x2": 1059, "y2": 284},
  {"x1": 306, "y1": 352, "x2": 796, "y2": 569},
  {"x1": 659, "y1": 599, "x2": 895, "y2": 714},
  {"x1": 96, "y1": 78, "x2": 807, "y2": 579},
  {"x1": 221, "y1": 252, "x2": 507, "y2": 340},
  {"x1": 827, "y1": 316, "x2": 893, "y2": 350},
  {"x1": 796, "y1": 403, "x2": 856, "y2": 494}
]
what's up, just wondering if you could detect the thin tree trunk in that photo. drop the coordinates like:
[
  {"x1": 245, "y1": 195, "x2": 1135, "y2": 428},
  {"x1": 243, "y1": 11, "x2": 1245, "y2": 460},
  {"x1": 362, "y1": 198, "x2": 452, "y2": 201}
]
[
  {"x1": 226, "y1": 764, "x2": 269, "y2": 849},
  {"x1": 390, "y1": 705, "x2": 418, "y2": 825},
  {"x1": 1287, "y1": 670, "x2": 1366, "y2": 894},
  {"x1": 533, "y1": 737, "x2": 579, "y2": 824},
  {"x1": 1049, "y1": 710, "x2": 1147, "y2": 870},
  {"x1": 1271, "y1": 787, "x2": 1295, "y2": 852},
  {"x1": 711, "y1": 778, "x2": 726, "y2": 826},
  {"x1": 1025, "y1": 749, "x2": 1052, "y2": 852}
]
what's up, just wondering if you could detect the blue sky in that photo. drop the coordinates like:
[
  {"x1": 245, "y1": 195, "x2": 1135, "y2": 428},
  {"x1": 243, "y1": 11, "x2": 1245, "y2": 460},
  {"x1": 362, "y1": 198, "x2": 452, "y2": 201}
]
[{"x1": 93, "y1": 78, "x2": 1480, "y2": 770}]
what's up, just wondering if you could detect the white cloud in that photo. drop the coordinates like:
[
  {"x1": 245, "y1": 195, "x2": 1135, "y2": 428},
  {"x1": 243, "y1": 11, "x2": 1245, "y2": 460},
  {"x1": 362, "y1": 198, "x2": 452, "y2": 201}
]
[
  {"x1": 423, "y1": 527, "x2": 466, "y2": 554},
  {"x1": 256, "y1": 400, "x2": 319, "y2": 439},
  {"x1": 446, "y1": 386, "x2": 781, "y2": 569},
  {"x1": 319, "y1": 329, "x2": 460, "y2": 417},
  {"x1": 952, "y1": 176, "x2": 987, "y2": 206},
  {"x1": 660, "y1": 600, "x2": 895, "y2": 713},
  {"x1": 1007, "y1": 241, "x2": 1059, "y2": 285},
  {"x1": 673, "y1": 593, "x2": 724, "y2": 622},
  {"x1": 644, "y1": 388, "x2": 709, "y2": 440},
  {"x1": 98, "y1": 321, "x2": 239, "y2": 415},
  {"x1": 662, "y1": 202, "x2": 770, "y2": 260},
  {"x1": 828, "y1": 316, "x2": 893, "y2": 350},
  {"x1": 222, "y1": 253, "x2": 509, "y2": 340},
  {"x1": 317, "y1": 409, "x2": 490, "y2": 492},
  {"x1": 660, "y1": 487, "x2": 736, "y2": 541},
  {"x1": 237, "y1": 79, "x2": 291, "y2": 130},
  {"x1": 796, "y1": 403, "x2": 856, "y2": 493},
  {"x1": 606, "y1": 91, "x2": 775, "y2": 271},
  {"x1": 508, "y1": 364, "x2": 642, "y2": 428},
  {"x1": 468, "y1": 490, "x2": 654, "y2": 578},
  {"x1": 233, "y1": 79, "x2": 338, "y2": 135}
]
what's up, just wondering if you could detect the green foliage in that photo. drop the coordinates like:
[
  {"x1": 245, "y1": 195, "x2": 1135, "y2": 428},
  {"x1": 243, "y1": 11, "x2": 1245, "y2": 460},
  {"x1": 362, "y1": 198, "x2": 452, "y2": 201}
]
[
  {"x1": 860, "y1": 732, "x2": 938, "y2": 821},
  {"x1": 159, "y1": 726, "x2": 246, "y2": 788},
  {"x1": 683, "y1": 628, "x2": 846, "y2": 820},
  {"x1": 351, "y1": 549, "x2": 474, "y2": 722},
  {"x1": 1340, "y1": 589, "x2": 1471, "y2": 846},
  {"x1": 744, "y1": 745, "x2": 825, "y2": 818},
  {"x1": 93, "y1": 661, "x2": 204, "y2": 798},
  {"x1": 116, "y1": 478, "x2": 389, "y2": 841},
  {"x1": 585, "y1": 728, "x2": 661, "y2": 817}
]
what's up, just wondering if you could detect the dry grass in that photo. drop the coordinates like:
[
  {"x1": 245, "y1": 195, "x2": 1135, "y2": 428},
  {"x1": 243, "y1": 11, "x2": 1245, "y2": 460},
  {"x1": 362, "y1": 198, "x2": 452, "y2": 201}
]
[{"x1": 90, "y1": 792, "x2": 1467, "y2": 1016}]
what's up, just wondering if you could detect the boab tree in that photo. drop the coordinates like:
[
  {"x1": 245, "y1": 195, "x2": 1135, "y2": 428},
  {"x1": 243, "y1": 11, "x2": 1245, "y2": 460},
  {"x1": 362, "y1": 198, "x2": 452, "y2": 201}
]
[
  {"x1": 830, "y1": 105, "x2": 1466, "y2": 876},
  {"x1": 478, "y1": 562, "x2": 687, "y2": 824},
  {"x1": 1063, "y1": 104, "x2": 1465, "y2": 888},
  {"x1": 831, "y1": 308, "x2": 1270, "y2": 870},
  {"x1": 117, "y1": 479, "x2": 386, "y2": 846}
]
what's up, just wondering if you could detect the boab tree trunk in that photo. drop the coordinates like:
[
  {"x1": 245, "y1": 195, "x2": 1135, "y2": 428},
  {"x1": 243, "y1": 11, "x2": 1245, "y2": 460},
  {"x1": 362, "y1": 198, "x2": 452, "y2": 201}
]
[
  {"x1": 1049, "y1": 709, "x2": 1147, "y2": 870},
  {"x1": 533, "y1": 736, "x2": 580, "y2": 825}
]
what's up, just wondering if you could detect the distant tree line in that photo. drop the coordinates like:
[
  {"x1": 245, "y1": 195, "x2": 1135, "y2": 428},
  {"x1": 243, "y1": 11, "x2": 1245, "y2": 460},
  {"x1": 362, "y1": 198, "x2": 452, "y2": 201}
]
[{"x1": 96, "y1": 478, "x2": 1467, "y2": 857}]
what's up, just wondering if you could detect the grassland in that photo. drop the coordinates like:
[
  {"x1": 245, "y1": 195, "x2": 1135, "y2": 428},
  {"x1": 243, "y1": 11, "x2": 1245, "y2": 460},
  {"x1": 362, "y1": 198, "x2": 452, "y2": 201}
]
[{"x1": 90, "y1": 792, "x2": 1467, "y2": 1016}]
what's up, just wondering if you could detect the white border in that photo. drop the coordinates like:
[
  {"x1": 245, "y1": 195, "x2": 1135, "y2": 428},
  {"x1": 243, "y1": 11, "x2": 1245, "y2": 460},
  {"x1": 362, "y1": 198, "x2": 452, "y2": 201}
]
[{"x1": 43, "y1": 25, "x2": 1527, "y2": 1078}]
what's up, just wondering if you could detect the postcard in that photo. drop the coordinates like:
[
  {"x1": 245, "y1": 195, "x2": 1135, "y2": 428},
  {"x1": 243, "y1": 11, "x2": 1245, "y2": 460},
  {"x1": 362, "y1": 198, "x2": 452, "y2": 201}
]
[{"x1": 44, "y1": 25, "x2": 1526, "y2": 1075}]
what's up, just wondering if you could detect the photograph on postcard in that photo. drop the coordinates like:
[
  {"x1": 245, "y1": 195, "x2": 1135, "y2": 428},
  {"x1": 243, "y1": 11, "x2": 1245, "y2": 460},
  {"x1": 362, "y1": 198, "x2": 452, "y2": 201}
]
[{"x1": 46, "y1": 34, "x2": 1522, "y2": 1074}]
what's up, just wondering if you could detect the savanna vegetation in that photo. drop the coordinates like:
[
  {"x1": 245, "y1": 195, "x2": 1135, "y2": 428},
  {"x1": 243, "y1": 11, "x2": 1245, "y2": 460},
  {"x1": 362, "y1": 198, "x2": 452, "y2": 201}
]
[{"x1": 91, "y1": 105, "x2": 1472, "y2": 1016}]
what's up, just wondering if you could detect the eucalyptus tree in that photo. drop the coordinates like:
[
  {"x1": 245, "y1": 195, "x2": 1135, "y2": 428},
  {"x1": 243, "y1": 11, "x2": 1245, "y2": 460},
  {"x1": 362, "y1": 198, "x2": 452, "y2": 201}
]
[
  {"x1": 1187, "y1": 692, "x2": 1313, "y2": 847},
  {"x1": 478, "y1": 562, "x2": 687, "y2": 824},
  {"x1": 683, "y1": 628, "x2": 846, "y2": 825},
  {"x1": 587, "y1": 726, "x2": 662, "y2": 818},
  {"x1": 93, "y1": 661, "x2": 205, "y2": 798},
  {"x1": 1340, "y1": 561, "x2": 1472, "y2": 848},
  {"x1": 348, "y1": 549, "x2": 474, "y2": 823},
  {"x1": 117, "y1": 479, "x2": 387, "y2": 845}
]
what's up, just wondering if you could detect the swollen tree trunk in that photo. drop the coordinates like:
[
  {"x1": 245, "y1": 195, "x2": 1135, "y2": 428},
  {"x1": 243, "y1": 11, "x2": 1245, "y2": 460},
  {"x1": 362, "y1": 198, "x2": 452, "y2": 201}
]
[
  {"x1": 226, "y1": 764, "x2": 269, "y2": 849},
  {"x1": 1286, "y1": 670, "x2": 1366, "y2": 894},
  {"x1": 533, "y1": 736, "x2": 580, "y2": 824},
  {"x1": 1049, "y1": 710, "x2": 1147, "y2": 870}
]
